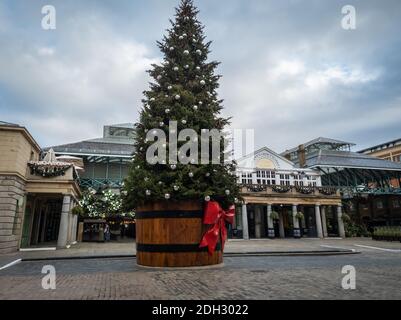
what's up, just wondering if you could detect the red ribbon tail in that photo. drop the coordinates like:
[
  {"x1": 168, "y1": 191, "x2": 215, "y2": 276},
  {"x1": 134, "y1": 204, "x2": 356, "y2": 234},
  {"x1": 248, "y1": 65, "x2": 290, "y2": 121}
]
[{"x1": 199, "y1": 224, "x2": 220, "y2": 256}]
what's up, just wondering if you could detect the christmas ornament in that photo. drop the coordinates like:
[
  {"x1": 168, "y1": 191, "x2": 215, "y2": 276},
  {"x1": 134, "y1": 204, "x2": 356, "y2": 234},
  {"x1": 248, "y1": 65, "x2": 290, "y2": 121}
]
[
  {"x1": 173, "y1": 66, "x2": 179, "y2": 71},
  {"x1": 150, "y1": 97, "x2": 155, "y2": 102},
  {"x1": 144, "y1": 177, "x2": 149, "y2": 182},
  {"x1": 193, "y1": 105, "x2": 198, "y2": 110},
  {"x1": 199, "y1": 101, "x2": 203, "y2": 105},
  {"x1": 168, "y1": 85, "x2": 173, "y2": 90},
  {"x1": 165, "y1": 108, "x2": 170, "y2": 114},
  {"x1": 188, "y1": 172, "x2": 194, "y2": 178},
  {"x1": 165, "y1": 193, "x2": 171, "y2": 200},
  {"x1": 181, "y1": 119, "x2": 187, "y2": 125},
  {"x1": 169, "y1": 47, "x2": 174, "y2": 51},
  {"x1": 179, "y1": 36, "x2": 184, "y2": 40},
  {"x1": 158, "y1": 181, "x2": 163, "y2": 185},
  {"x1": 205, "y1": 196, "x2": 211, "y2": 202},
  {"x1": 196, "y1": 66, "x2": 200, "y2": 71},
  {"x1": 183, "y1": 50, "x2": 189, "y2": 55},
  {"x1": 200, "y1": 80, "x2": 206, "y2": 85},
  {"x1": 157, "y1": 75, "x2": 162, "y2": 80},
  {"x1": 173, "y1": 185, "x2": 180, "y2": 191},
  {"x1": 196, "y1": 49, "x2": 202, "y2": 55},
  {"x1": 175, "y1": 95, "x2": 181, "y2": 100},
  {"x1": 182, "y1": 33, "x2": 187, "y2": 37},
  {"x1": 159, "y1": 122, "x2": 164, "y2": 127},
  {"x1": 170, "y1": 164, "x2": 177, "y2": 170},
  {"x1": 184, "y1": 64, "x2": 189, "y2": 69},
  {"x1": 146, "y1": 190, "x2": 151, "y2": 196},
  {"x1": 205, "y1": 172, "x2": 210, "y2": 177},
  {"x1": 225, "y1": 190, "x2": 231, "y2": 195}
]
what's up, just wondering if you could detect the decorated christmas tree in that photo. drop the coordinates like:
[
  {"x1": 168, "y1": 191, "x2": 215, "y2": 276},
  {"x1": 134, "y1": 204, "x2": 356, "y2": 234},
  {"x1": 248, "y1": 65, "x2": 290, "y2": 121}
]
[{"x1": 123, "y1": 0, "x2": 240, "y2": 209}]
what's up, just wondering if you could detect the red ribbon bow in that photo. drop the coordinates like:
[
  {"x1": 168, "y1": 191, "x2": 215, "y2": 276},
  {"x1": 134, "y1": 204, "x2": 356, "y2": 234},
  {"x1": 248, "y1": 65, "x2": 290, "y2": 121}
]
[{"x1": 199, "y1": 201, "x2": 235, "y2": 256}]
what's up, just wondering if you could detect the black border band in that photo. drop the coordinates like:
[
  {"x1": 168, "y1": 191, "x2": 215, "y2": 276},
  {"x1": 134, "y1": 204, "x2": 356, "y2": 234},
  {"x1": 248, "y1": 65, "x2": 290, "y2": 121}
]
[
  {"x1": 136, "y1": 210, "x2": 204, "y2": 219},
  {"x1": 137, "y1": 243, "x2": 222, "y2": 253}
]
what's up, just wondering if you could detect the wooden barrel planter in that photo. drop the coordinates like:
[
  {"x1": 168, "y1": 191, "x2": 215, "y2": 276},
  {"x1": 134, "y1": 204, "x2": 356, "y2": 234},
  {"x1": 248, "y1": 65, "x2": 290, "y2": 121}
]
[{"x1": 136, "y1": 200, "x2": 223, "y2": 267}]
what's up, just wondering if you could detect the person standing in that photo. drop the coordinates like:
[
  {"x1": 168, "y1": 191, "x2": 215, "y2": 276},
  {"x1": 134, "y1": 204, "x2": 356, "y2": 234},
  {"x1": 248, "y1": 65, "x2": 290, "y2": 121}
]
[{"x1": 104, "y1": 223, "x2": 111, "y2": 242}]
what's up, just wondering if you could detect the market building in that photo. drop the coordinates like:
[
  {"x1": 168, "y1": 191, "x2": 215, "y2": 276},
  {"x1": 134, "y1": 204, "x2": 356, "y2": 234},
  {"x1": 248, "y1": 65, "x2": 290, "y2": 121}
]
[
  {"x1": 358, "y1": 137, "x2": 401, "y2": 188},
  {"x1": 48, "y1": 123, "x2": 135, "y2": 192},
  {"x1": 281, "y1": 137, "x2": 401, "y2": 229},
  {"x1": 0, "y1": 122, "x2": 81, "y2": 253},
  {"x1": 232, "y1": 147, "x2": 345, "y2": 240}
]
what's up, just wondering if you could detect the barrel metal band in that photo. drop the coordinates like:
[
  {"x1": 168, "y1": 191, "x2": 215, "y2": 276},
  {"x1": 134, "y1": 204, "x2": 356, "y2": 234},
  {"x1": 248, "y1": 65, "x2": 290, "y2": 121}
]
[
  {"x1": 136, "y1": 243, "x2": 222, "y2": 253},
  {"x1": 135, "y1": 210, "x2": 203, "y2": 219}
]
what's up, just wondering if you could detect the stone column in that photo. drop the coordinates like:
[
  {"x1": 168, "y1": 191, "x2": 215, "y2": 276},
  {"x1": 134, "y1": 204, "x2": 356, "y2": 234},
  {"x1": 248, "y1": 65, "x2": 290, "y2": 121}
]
[
  {"x1": 315, "y1": 204, "x2": 323, "y2": 238},
  {"x1": 292, "y1": 204, "x2": 301, "y2": 238},
  {"x1": 337, "y1": 204, "x2": 346, "y2": 238},
  {"x1": 57, "y1": 195, "x2": 71, "y2": 248},
  {"x1": 278, "y1": 210, "x2": 285, "y2": 238},
  {"x1": 321, "y1": 206, "x2": 328, "y2": 238},
  {"x1": 255, "y1": 206, "x2": 262, "y2": 239},
  {"x1": 241, "y1": 203, "x2": 249, "y2": 240},
  {"x1": 72, "y1": 212, "x2": 78, "y2": 243},
  {"x1": 266, "y1": 204, "x2": 275, "y2": 238},
  {"x1": 67, "y1": 209, "x2": 73, "y2": 244}
]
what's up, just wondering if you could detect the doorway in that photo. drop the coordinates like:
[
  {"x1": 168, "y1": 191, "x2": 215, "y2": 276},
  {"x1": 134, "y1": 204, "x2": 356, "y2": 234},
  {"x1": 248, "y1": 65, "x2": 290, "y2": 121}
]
[{"x1": 21, "y1": 196, "x2": 62, "y2": 247}]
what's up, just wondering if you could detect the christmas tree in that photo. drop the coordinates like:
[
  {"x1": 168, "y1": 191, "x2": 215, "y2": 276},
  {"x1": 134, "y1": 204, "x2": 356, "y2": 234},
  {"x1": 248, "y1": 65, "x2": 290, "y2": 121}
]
[{"x1": 123, "y1": 0, "x2": 240, "y2": 210}]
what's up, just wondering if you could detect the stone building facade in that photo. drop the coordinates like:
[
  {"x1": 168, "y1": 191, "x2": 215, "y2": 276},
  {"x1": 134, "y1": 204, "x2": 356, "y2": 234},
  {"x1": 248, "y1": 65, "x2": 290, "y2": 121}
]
[
  {"x1": 0, "y1": 122, "x2": 81, "y2": 253},
  {"x1": 233, "y1": 147, "x2": 345, "y2": 240}
]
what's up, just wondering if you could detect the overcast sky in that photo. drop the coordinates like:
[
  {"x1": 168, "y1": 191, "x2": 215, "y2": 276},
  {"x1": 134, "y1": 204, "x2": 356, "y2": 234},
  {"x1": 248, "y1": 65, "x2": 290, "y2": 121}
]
[{"x1": 0, "y1": 0, "x2": 400, "y2": 152}]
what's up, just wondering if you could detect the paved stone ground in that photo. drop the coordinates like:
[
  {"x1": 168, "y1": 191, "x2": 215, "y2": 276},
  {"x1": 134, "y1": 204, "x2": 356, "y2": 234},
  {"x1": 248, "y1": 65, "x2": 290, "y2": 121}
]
[
  {"x1": 1, "y1": 238, "x2": 400, "y2": 265},
  {"x1": 0, "y1": 242, "x2": 400, "y2": 300}
]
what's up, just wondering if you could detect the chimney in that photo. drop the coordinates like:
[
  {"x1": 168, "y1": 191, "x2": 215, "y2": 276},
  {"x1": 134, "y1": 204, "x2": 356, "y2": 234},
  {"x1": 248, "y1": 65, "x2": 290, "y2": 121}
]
[{"x1": 298, "y1": 144, "x2": 306, "y2": 167}]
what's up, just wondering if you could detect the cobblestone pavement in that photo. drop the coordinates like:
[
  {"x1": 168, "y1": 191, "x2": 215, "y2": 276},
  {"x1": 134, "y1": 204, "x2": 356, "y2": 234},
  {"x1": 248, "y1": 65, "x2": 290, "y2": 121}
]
[
  {"x1": 1, "y1": 238, "x2": 399, "y2": 265},
  {"x1": 1, "y1": 247, "x2": 400, "y2": 300}
]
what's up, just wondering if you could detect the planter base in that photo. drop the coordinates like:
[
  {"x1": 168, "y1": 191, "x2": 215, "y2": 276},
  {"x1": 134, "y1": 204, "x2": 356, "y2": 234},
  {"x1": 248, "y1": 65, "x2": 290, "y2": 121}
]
[{"x1": 136, "y1": 200, "x2": 223, "y2": 268}]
